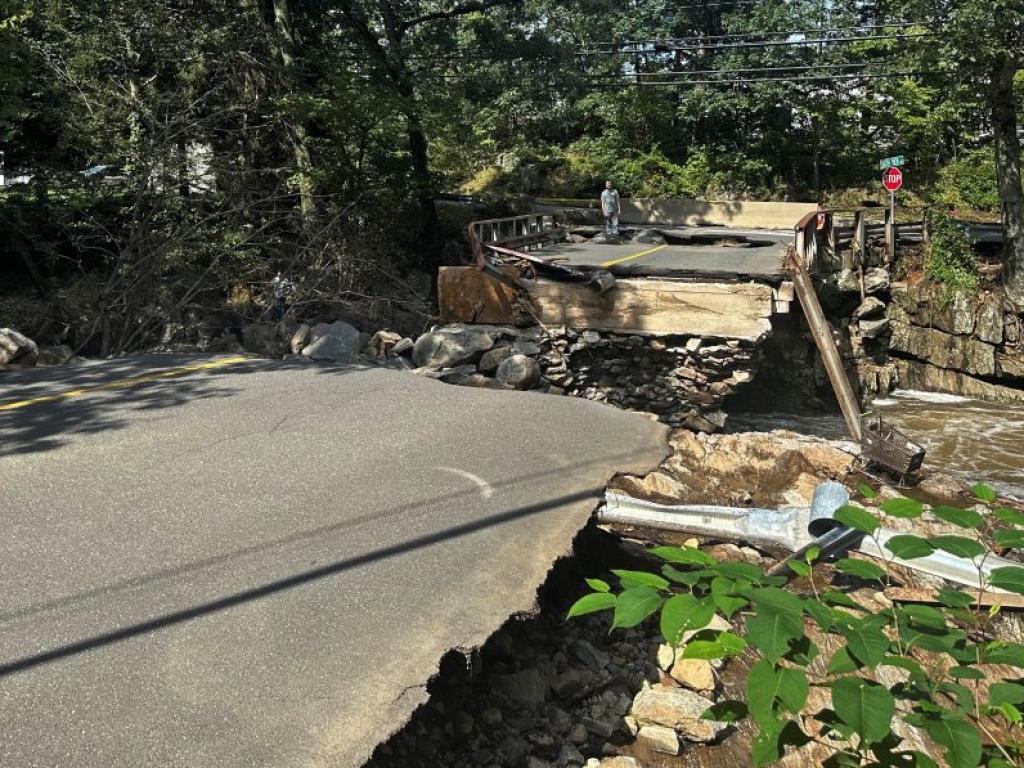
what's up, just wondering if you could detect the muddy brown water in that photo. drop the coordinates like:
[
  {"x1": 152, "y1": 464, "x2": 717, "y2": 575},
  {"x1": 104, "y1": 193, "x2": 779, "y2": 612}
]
[{"x1": 729, "y1": 389, "x2": 1024, "y2": 499}]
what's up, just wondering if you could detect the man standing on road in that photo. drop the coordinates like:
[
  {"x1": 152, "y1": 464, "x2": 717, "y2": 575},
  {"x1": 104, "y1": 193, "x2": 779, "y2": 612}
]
[{"x1": 600, "y1": 180, "x2": 620, "y2": 236}]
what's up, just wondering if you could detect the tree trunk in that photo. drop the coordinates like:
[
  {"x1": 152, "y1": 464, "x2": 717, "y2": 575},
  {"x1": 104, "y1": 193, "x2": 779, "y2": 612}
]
[
  {"x1": 379, "y1": 4, "x2": 441, "y2": 266},
  {"x1": 271, "y1": 0, "x2": 315, "y2": 222},
  {"x1": 991, "y1": 56, "x2": 1024, "y2": 303}
]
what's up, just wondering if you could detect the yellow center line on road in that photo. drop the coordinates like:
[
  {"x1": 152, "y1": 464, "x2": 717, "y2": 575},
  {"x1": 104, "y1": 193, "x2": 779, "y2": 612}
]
[
  {"x1": 599, "y1": 244, "x2": 668, "y2": 269},
  {"x1": 0, "y1": 355, "x2": 251, "y2": 412}
]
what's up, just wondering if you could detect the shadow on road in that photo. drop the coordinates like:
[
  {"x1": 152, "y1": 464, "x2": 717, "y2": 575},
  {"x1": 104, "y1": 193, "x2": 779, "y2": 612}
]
[
  {"x1": 0, "y1": 482, "x2": 614, "y2": 678},
  {"x1": 0, "y1": 356, "x2": 363, "y2": 458}
]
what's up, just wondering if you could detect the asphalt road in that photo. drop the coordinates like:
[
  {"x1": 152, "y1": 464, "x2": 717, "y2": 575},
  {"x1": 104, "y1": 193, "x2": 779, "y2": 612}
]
[
  {"x1": 0, "y1": 355, "x2": 668, "y2": 767},
  {"x1": 544, "y1": 226, "x2": 791, "y2": 280}
]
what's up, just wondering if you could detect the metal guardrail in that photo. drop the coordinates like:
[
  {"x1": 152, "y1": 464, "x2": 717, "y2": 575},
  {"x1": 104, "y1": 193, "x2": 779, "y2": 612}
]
[{"x1": 469, "y1": 213, "x2": 560, "y2": 250}]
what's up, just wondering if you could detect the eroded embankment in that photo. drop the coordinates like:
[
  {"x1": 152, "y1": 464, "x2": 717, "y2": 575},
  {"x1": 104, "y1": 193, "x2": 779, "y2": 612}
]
[{"x1": 361, "y1": 427, "x2": 1024, "y2": 768}]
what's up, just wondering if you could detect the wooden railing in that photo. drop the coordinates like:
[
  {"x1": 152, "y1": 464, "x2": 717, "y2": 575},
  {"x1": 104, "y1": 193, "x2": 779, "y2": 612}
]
[{"x1": 793, "y1": 207, "x2": 927, "y2": 275}]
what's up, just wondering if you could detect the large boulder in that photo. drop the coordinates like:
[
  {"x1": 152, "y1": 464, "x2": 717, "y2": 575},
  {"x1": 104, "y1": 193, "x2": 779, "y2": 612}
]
[
  {"x1": 412, "y1": 326, "x2": 495, "y2": 369},
  {"x1": 495, "y1": 354, "x2": 542, "y2": 389},
  {"x1": 479, "y1": 345, "x2": 513, "y2": 375},
  {"x1": 242, "y1": 323, "x2": 287, "y2": 358},
  {"x1": 0, "y1": 328, "x2": 40, "y2": 366},
  {"x1": 630, "y1": 685, "x2": 725, "y2": 743},
  {"x1": 302, "y1": 320, "x2": 362, "y2": 363}
]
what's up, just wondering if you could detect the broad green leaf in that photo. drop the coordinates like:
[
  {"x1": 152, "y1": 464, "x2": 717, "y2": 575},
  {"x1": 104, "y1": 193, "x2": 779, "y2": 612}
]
[
  {"x1": 828, "y1": 646, "x2": 859, "y2": 674},
  {"x1": 745, "y1": 586, "x2": 805, "y2": 615},
  {"x1": 839, "y1": 615, "x2": 890, "y2": 667},
  {"x1": 659, "y1": 593, "x2": 714, "y2": 645},
  {"x1": 585, "y1": 578, "x2": 610, "y2": 593},
  {"x1": 885, "y1": 534, "x2": 935, "y2": 559},
  {"x1": 937, "y1": 682, "x2": 975, "y2": 712},
  {"x1": 858, "y1": 482, "x2": 878, "y2": 499},
  {"x1": 681, "y1": 631, "x2": 746, "y2": 660},
  {"x1": 612, "y1": 569, "x2": 669, "y2": 591},
  {"x1": 805, "y1": 545, "x2": 821, "y2": 564},
  {"x1": 650, "y1": 545, "x2": 714, "y2": 566},
  {"x1": 747, "y1": 659, "x2": 781, "y2": 727},
  {"x1": 932, "y1": 505, "x2": 982, "y2": 528},
  {"x1": 880, "y1": 497, "x2": 924, "y2": 518},
  {"x1": 988, "y1": 566, "x2": 1024, "y2": 595},
  {"x1": 567, "y1": 592, "x2": 616, "y2": 618},
  {"x1": 983, "y1": 641, "x2": 1024, "y2": 667},
  {"x1": 992, "y1": 702, "x2": 1023, "y2": 726},
  {"x1": 989, "y1": 682, "x2": 1024, "y2": 707},
  {"x1": 612, "y1": 587, "x2": 663, "y2": 629},
  {"x1": 710, "y1": 576, "x2": 747, "y2": 617},
  {"x1": 881, "y1": 655, "x2": 925, "y2": 680},
  {"x1": 995, "y1": 529, "x2": 1024, "y2": 549},
  {"x1": 948, "y1": 665, "x2": 984, "y2": 680},
  {"x1": 803, "y1": 598, "x2": 833, "y2": 631},
  {"x1": 831, "y1": 676, "x2": 895, "y2": 745},
  {"x1": 701, "y1": 700, "x2": 748, "y2": 723},
  {"x1": 746, "y1": 606, "x2": 805, "y2": 661},
  {"x1": 787, "y1": 559, "x2": 810, "y2": 577},
  {"x1": 936, "y1": 588, "x2": 975, "y2": 608},
  {"x1": 921, "y1": 714, "x2": 982, "y2": 768},
  {"x1": 784, "y1": 635, "x2": 819, "y2": 667},
  {"x1": 717, "y1": 631, "x2": 747, "y2": 655},
  {"x1": 712, "y1": 561, "x2": 765, "y2": 583},
  {"x1": 971, "y1": 483, "x2": 997, "y2": 503},
  {"x1": 751, "y1": 717, "x2": 785, "y2": 767},
  {"x1": 928, "y1": 535, "x2": 986, "y2": 560},
  {"x1": 994, "y1": 507, "x2": 1024, "y2": 527},
  {"x1": 834, "y1": 504, "x2": 880, "y2": 534},
  {"x1": 661, "y1": 565, "x2": 702, "y2": 586},
  {"x1": 834, "y1": 557, "x2": 886, "y2": 581},
  {"x1": 777, "y1": 668, "x2": 809, "y2": 713},
  {"x1": 821, "y1": 590, "x2": 866, "y2": 610},
  {"x1": 900, "y1": 604, "x2": 947, "y2": 631}
]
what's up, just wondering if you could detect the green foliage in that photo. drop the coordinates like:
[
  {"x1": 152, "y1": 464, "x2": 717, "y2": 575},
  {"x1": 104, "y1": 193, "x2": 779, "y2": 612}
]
[
  {"x1": 933, "y1": 149, "x2": 1001, "y2": 213},
  {"x1": 569, "y1": 482, "x2": 1024, "y2": 766},
  {"x1": 926, "y1": 210, "x2": 980, "y2": 293}
]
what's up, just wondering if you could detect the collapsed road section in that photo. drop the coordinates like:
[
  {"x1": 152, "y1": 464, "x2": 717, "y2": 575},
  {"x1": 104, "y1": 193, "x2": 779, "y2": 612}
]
[{"x1": 0, "y1": 359, "x2": 668, "y2": 767}]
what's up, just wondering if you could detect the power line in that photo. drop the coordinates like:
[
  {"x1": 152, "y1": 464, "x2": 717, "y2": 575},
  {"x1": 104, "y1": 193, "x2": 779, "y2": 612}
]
[
  {"x1": 579, "y1": 32, "x2": 933, "y2": 54},
  {"x1": 583, "y1": 21, "x2": 931, "y2": 48},
  {"x1": 585, "y1": 62, "x2": 877, "y2": 79},
  {"x1": 590, "y1": 71, "x2": 934, "y2": 88}
]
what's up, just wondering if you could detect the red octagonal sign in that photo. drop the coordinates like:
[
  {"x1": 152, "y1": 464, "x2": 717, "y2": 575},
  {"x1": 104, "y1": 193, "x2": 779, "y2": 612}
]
[{"x1": 882, "y1": 167, "x2": 903, "y2": 192}]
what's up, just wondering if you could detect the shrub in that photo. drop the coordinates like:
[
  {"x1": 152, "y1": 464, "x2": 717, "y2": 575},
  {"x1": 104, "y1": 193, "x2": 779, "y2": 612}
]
[
  {"x1": 570, "y1": 482, "x2": 1024, "y2": 767},
  {"x1": 926, "y1": 210, "x2": 980, "y2": 294},
  {"x1": 933, "y1": 149, "x2": 1001, "y2": 214}
]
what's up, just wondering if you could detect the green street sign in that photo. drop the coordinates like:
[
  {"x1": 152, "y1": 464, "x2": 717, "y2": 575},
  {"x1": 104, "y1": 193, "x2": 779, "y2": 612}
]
[{"x1": 879, "y1": 155, "x2": 906, "y2": 170}]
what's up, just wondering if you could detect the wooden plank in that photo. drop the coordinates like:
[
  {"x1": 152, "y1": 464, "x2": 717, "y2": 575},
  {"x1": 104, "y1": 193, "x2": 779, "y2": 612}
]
[
  {"x1": 438, "y1": 266, "x2": 518, "y2": 324},
  {"x1": 524, "y1": 278, "x2": 774, "y2": 340}
]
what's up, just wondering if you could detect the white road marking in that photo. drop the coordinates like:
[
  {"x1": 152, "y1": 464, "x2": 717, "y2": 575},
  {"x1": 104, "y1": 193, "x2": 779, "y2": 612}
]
[{"x1": 436, "y1": 467, "x2": 495, "y2": 499}]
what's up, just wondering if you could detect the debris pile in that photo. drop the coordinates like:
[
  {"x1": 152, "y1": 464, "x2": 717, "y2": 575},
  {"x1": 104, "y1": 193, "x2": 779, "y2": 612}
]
[{"x1": 405, "y1": 324, "x2": 761, "y2": 433}]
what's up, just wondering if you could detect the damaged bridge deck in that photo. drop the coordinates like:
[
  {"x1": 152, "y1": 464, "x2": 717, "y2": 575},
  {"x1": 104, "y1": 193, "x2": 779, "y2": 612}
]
[{"x1": 447, "y1": 219, "x2": 796, "y2": 341}]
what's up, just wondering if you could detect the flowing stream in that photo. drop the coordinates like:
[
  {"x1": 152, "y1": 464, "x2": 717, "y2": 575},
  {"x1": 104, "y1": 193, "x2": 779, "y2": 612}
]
[{"x1": 729, "y1": 390, "x2": 1024, "y2": 499}]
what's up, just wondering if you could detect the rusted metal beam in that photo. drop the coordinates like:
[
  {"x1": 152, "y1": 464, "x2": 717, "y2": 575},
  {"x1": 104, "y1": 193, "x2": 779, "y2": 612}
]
[{"x1": 786, "y1": 247, "x2": 863, "y2": 442}]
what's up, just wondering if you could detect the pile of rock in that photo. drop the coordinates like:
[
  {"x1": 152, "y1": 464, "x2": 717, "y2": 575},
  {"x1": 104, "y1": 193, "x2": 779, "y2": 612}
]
[
  {"x1": 365, "y1": 585, "x2": 734, "y2": 768},
  {"x1": 0, "y1": 328, "x2": 39, "y2": 367},
  {"x1": 408, "y1": 324, "x2": 761, "y2": 432}
]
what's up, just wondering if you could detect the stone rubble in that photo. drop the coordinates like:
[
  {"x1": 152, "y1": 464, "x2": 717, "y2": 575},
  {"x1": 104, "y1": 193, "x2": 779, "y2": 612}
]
[{"x1": 403, "y1": 323, "x2": 762, "y2": 433}]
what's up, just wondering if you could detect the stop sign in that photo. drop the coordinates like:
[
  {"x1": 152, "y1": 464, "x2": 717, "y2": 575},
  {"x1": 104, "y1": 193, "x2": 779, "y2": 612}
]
[{"x1": 882, "y1": 167, "x2": 903, "y2": 192}]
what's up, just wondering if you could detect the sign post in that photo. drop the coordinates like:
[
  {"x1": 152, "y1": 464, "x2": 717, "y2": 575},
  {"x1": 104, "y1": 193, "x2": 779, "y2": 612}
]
[{"x1": 881, "y1": 167, "x2": 903, "y2": 264}]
